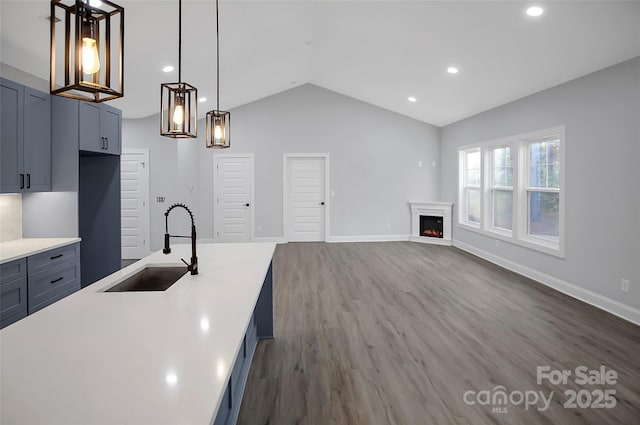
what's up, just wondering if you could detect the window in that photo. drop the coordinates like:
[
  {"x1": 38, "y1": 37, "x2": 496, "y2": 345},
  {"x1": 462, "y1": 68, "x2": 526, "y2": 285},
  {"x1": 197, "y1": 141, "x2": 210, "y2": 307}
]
[
  {"x1": 526, "y1": 137, "x2": 560, "y2": 242},
  {"x1": 458, "y1": 127, "x2": 564, "y2": 256},
  {"x1": 460, "y1": 148, "x2": 481, "y2": 226},
  {"x1": 490, "y1": 146, "x2": 513, "y2": 232}
]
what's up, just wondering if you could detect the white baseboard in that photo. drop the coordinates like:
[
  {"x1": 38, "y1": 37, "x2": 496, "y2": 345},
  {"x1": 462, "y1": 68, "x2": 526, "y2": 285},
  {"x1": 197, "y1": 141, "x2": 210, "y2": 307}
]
[
  {"x1": 453, "y1": 240, "x2": 640, "y2": 326},
  {"x1": 254, "y1": 237, "x2": 287, "y2": 243},
  {"x1": 327, "y1": 234, "x2": 410, "y2": 243}
]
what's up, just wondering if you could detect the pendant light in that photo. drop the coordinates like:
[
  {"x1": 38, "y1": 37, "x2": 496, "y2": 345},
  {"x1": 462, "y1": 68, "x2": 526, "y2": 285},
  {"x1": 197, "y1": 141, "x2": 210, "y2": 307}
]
[
  {"x1": 205, "y1": 0, "x2": 230, "y2": 149},
  {"x1": 161, "y1": 0, "x2": 198, "y2": 138},
  {"x1": 50, "y1": 0, "x2": 124, "y2": 102}
]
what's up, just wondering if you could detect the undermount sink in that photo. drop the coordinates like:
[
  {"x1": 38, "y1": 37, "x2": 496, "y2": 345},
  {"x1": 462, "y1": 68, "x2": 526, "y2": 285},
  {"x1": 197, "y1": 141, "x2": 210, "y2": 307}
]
[{"x1": 105, "y1": 266, "x2": 188, "y2": 292}]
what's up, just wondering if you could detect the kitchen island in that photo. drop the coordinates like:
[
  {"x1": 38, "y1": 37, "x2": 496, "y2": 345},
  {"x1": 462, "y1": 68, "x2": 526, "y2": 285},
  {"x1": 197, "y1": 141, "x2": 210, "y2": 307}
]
[{"x1": 0, "y1": 242, "x2": 275, "y2": 425}]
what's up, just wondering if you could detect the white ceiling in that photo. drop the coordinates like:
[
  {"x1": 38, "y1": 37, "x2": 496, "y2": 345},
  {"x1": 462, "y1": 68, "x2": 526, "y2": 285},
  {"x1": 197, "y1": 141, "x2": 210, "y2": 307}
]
[{"x1": 1, "y1": 1, "x2": 639, "y2": 126}]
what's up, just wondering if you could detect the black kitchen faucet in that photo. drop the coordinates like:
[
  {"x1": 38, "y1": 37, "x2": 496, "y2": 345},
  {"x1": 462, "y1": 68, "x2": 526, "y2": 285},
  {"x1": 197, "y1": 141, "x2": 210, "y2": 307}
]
[{"x1": 163, "y1": 203, "x2": 198, "y2": 275}]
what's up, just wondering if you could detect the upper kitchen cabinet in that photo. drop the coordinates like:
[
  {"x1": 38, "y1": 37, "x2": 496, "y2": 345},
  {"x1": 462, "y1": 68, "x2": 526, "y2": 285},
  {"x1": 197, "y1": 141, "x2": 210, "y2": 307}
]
[
  {"x1": 0, "y1": 78, "x2": 51, "y2": 194},
  {"x1": 79, "y1": 102, "x2": 121, "y2": 155}
]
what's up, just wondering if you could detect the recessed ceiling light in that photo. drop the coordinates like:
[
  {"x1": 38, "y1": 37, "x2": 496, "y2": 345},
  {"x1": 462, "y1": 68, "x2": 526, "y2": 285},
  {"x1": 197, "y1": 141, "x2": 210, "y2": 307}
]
[
  {"x1": 198, "y1": 97, "x2": 207, "y2": 103},
  {"x1": 526, "y1": 6, "x2": 544, "y2": 17},
  {"x1": 408, "y1": 96, "x2": 417, "y2": 102},
  {"x1": 447, "y1": 67, "x2": 459, "y2": 74},
  {"x1": 162, "y1": 65, "x2": 174, "y2": 73}
]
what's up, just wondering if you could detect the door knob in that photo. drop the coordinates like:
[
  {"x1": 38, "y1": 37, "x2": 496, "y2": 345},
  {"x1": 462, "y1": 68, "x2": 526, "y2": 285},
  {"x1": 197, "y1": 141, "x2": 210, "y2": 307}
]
[
  {"x1": 320, "y1": 202, "x2": 325, "y2": 205},
  {"x1": 245, "y1": 203, "x2": 250, "y2": 207}
]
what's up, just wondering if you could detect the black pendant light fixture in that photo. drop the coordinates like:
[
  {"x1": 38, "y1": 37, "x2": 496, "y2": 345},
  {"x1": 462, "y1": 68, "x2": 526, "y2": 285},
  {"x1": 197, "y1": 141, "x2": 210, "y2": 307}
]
[
  {"x1": 205, "y1": 0, "x2": 230, "y2": 149},
  {"x1": 50, "y1": 0, "x2": 124, "y2": 102},
  {"x1": 161, "y1": 0, "x2": 198, "y2": 138}
]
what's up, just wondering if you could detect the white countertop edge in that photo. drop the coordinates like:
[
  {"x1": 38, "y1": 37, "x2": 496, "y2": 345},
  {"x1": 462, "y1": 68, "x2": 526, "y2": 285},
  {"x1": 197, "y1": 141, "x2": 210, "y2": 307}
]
[{"x1": 0, "y1": 238, "x2": 81, "y2": 264}]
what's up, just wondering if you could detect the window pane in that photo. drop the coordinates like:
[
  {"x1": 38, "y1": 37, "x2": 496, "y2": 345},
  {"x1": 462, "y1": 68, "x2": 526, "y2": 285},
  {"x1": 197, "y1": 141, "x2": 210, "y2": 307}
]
[
  {"x1": 492, "y1": 147, "x2": 513, "y2": 188},
  {"x1": 467, "y1": 188, "x2": 480, "y2": 223},
  {"x1": 529, "y1": 139, "x2": 560, "y2": 189},
  {"x1": 467, "y1": 170, "x2": 480, "y2": 186},
  {"x1": 465, "y1": 150, "x2": 481, "y2": 186},
  {"x1": 492, "y1": 190, "x2": 513, "y2": 230},
  {"x1": 548, "y1": 164, "x2": 560, "y2": 189},
  {"x1": 528, "y1": 191, "x2": 559, "y2": 241},
  {"x1": 493, "y1": 167, "x2": 513, "y2": 187},
  {"x1": 467, "y1": 150, "x2": 480, "y2": 170}
]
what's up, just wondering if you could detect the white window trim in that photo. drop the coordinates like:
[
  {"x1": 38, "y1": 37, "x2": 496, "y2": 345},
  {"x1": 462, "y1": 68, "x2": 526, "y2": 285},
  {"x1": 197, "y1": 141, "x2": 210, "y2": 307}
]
[{"x1": 457, "y1": 126, "x2": 565, "y2": 258}]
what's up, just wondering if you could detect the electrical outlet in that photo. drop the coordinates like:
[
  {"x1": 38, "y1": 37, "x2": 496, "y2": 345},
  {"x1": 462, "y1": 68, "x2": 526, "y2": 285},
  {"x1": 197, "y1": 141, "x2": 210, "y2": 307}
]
[
  {"x1": 386, "y1": 223, "x2": 391, "y2": 230},
  {"x1": 432, "y1": 161, "x2": 437, "y2": 167},
  {"x1": 495, "y1": 239, "x2": 500, "y2": 247},
  {"x1": 330, "y1": 190, "x2": 336, "y2": 197},
  {"x1": 621, "y1": 279, "x2": 630, "y2": 293},
  {"x1": 156, "y1": 196, "x2": 165, "y2": 203},
  {"x1": 418, "y1": 160, "x2": 423, "y2": 167},
  {"x1": 257, "y1": 225, "x2": 263, "y2": 232}
]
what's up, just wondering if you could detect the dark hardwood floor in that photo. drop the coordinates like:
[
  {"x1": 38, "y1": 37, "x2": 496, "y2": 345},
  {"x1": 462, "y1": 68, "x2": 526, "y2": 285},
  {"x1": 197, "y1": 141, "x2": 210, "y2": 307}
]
[{"x1": 237, "y1": 242, "x2": 640, "y2": 425}]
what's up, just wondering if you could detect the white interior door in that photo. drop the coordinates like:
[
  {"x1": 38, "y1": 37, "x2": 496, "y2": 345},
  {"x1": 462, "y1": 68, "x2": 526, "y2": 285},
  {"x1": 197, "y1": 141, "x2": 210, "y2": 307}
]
[
  {"x1": 121, "y1": 149, "x2": 150, "y2": 259},
  {"x1": 286, "y1": 156, "x2": 327, "y2": 242},
  {"x1": 214, "y1": 155, "x2": 254, "y2": 242}
]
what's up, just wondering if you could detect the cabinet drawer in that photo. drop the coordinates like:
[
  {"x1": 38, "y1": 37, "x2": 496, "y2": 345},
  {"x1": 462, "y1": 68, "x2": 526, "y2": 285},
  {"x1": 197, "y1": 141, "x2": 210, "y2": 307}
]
[
  {"x1": 213, "y1": 380, "x2": 232, "y2": 425},
  {"x1": 0, "y1": 276, "x2": 27, "y2": 327},
  {"x1": 28, "y1": 243, "x2": 80, "y2": 275},
  {"x1": 0, "y1": 258, "x2": 27, "y2": 283},
  {"x1": 28, "y1": 259, "x2": 80, "y2": 314}
]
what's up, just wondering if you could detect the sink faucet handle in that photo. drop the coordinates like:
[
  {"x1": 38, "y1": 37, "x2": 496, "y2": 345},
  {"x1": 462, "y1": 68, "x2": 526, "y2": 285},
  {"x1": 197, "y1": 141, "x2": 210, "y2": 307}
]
[{"x1": 180, "y1": 258, "x2": 190, "y2": 269}]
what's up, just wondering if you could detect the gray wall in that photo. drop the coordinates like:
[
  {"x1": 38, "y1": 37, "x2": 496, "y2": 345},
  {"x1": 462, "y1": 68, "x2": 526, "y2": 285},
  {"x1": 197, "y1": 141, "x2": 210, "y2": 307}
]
[
  {"x1": 123, "y1": 84, "x2": 440, "y2": 248},
  {"x1": 440, "y1": 57, "x2": 640, "y2": 311}
]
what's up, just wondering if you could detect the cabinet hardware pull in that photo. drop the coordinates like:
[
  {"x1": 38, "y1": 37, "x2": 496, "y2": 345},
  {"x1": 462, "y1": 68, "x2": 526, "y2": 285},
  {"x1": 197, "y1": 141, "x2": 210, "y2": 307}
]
[
  {"x1": 20, "y1": 173, "x2": 24, "y2": 189},
  {"x1": 26, "y1": 174, "x2": 31, "y2": 189},
  {"x1": 51, "y1": 277, "x2": 63, "y2": 284},
  {"x1": 101, "y1": 137, "x2": 105, "y2": 149},
  {"x1": 50, "y1": 254, "x2": 63, "y2": 260},
  {"x1": 105, "y1": 137, "x2": 109, "y2": 150}
]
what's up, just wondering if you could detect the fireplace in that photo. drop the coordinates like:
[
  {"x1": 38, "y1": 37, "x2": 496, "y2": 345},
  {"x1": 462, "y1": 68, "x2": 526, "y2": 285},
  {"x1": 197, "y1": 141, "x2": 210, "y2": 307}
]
[
  {"x1": 409, "y1": 202, "x2": 453, "y2": 245},
  {"x1": 420, "y1": 215, "x2": 443, "y2": 238}
]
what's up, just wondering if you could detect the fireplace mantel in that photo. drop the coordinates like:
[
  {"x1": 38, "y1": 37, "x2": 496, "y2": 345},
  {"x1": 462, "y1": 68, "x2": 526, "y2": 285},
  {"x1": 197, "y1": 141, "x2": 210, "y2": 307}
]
[{"x1": 409, "y1": 202, "x2": 453, "y2": 245}]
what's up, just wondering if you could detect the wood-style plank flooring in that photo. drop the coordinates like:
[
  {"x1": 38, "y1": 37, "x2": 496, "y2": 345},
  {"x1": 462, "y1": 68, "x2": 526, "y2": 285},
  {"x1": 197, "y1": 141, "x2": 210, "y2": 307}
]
[{"x1": 237, "y1": 242, "x2": 640, "y2": 425}]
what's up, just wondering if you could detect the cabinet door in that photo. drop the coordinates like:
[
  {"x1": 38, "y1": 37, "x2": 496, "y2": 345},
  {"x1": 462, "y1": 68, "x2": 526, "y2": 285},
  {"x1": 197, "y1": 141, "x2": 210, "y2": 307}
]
[
  {"x1": 23, "y1": 87, "x2": 52, "y2": 192},
  {"x1": 101, "y1": 104, "x2": 121, "y2": 155},
  {"x1": 0, "y1": 78, "x2": 25, "y2": 193},
  {"x1": 79, "y1": 102, "x2": 103, "y2": 153}
]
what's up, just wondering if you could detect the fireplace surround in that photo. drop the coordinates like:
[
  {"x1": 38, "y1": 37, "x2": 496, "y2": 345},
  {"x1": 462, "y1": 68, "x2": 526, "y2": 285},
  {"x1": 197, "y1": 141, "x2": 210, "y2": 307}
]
[{"x1": 409, "y1": 202, "x2": 453, "y2": 245}]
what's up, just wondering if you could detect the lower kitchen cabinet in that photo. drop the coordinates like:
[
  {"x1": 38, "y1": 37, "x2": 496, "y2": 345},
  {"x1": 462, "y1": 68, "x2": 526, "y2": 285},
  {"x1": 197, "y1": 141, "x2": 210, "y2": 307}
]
[
  {"x1": 213, "y1": 261, "x2": 271, "y2": 425},
  {"x1": 0, "y1": 243, "x2": 81, "y2": 329},
  {"x1": 0, "y1": 259, "x2": 28, "y2": 328}
]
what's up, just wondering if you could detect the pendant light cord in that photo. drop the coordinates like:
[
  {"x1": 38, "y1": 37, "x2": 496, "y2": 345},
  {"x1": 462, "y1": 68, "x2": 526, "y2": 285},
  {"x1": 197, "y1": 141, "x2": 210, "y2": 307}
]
[
  {"x1": 178, "y1": 0, "x2": 182, "y2": 83},
  {"x1": 216, "y1": 0, "x2": 220, "y2": 112}
]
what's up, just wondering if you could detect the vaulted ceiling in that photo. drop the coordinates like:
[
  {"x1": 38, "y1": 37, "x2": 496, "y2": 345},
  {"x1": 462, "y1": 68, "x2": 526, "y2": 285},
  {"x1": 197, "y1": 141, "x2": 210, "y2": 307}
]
[{"x1": 1, "y1": 1, "x2": 639, "y2": 126}]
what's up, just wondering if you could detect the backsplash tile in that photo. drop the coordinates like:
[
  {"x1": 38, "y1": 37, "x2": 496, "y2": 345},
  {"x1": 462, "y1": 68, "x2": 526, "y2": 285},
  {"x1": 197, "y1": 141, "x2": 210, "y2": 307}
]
[{"x1": 0, "y1": 194, "x2": 22, "y2": 242}]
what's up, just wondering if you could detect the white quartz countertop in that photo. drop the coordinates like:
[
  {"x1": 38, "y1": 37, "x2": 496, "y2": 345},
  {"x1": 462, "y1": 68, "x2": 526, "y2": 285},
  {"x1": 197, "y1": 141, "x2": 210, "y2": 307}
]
[
  {"x1": 0, "y1": 242, "x2": 276, "y2": 425},
  {"x1": 0, "y1": 237, "x2": 81, "y2": 264}
]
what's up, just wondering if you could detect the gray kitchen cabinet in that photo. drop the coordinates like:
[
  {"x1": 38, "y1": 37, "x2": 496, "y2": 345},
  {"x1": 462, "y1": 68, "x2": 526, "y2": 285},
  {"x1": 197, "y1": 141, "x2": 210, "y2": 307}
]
[
  {"x1": 0, "y1": 243, "x2": 81, "y2": 329},
  {"x1": 23, "y1": 87, "x2": 52, "y2": 192},
  {"x1": 0, "y1": 78, "x2": 51, "y2": 193},
  {"x1": 0, "y1": 259, "x2": 28, "y2": 329},
  {"x1": 27, "y1": 243, "x2": 81, "y2": 314},
  {"x1": 212, "y1": 262, "x2": 271, "y2": 425},
  {"x1": 79, "y1": 101, "x2": 121, "y2": 154}
]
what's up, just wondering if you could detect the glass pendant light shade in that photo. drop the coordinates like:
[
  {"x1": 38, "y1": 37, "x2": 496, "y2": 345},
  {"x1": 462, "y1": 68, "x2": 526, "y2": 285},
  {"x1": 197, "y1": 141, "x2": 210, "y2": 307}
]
[
  {"x1": 160, "y1": 0, "x2": 197, "y2": 139},
  {"x1": 50, "y1": 0, "x2": 124, "y2": 102},
  {"x1": 205, "y1": 110, "x2": 230, "y2": 148},
  {"x1": 160, "y1": 82, "x2": 197, "y2": 138}
]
